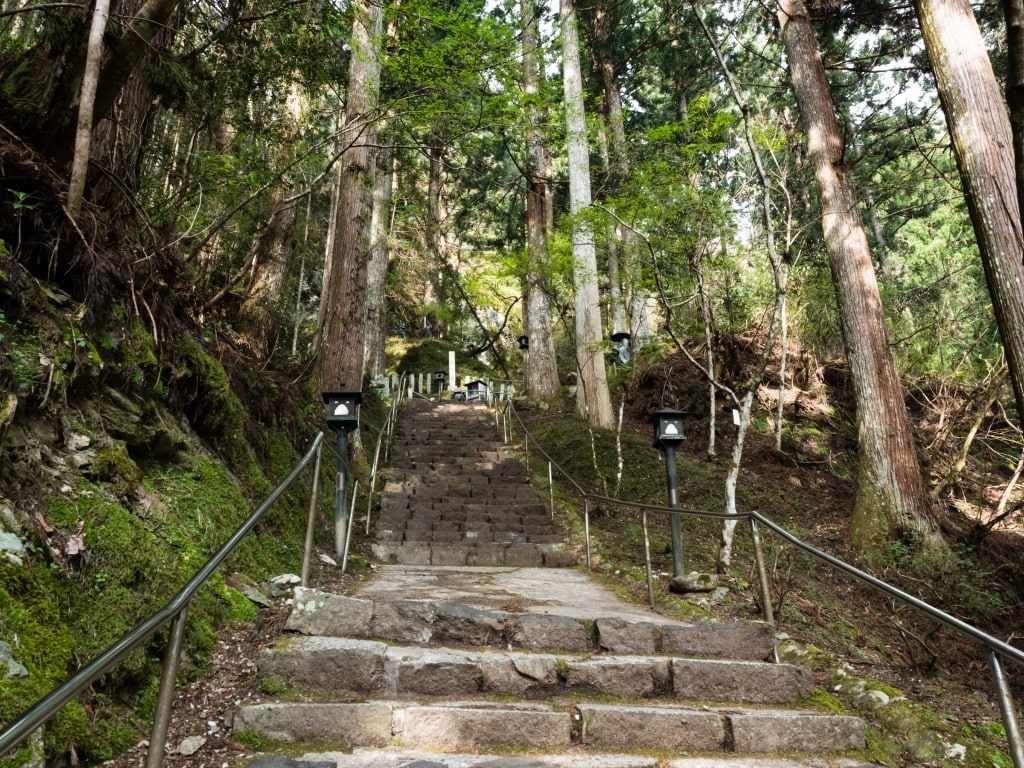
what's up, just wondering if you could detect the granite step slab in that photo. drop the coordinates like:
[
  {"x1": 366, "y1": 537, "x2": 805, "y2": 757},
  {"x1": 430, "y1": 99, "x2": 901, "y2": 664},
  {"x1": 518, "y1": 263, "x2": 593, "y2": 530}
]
[
  {"x1": 370, "y1": 543, "x2": 574, "y2": 567},
  {"x1": 232, "y1": 700, "x2": 864, "y2": 755},
  {"x1": 256, "y1": 754, "x2": 878, "y2": 768},
  {"x1": 285, "y1": 587, "x2": 775, "y2": 660},
  {"x1": 257, "y1": 637, "x2": 810, "y2": 703}
]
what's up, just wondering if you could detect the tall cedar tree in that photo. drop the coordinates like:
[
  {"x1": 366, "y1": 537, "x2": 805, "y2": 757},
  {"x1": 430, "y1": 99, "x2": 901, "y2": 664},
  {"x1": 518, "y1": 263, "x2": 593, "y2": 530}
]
[
  {"x1": 560, "y1": 0, "x2": 614, "y2": 428},
  {"x1": 318, "y1": 0, "x2": 384, "y2": 392},
  {"x1": 776, "y1": 0, "x2": 944, "y2": 554},
  {"x1": 522, "y1": 0, "x2": 561, "y2": 401},
  {"x1": 915, "y1": 0, "x2": 1024, "y2": 425}
]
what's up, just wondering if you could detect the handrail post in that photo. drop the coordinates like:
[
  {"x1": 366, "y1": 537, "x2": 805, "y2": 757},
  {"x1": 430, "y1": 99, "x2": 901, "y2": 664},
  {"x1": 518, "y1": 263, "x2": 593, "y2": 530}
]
[
  {"x1": 548, "y1": 461, "x2": 554, "y2": 518},
  {"x1": 584, "y1": 496, "x2": 592, "y2": 570},
  {"x1": 642, "y1": 509, "x2": 655, "y2": 608},
  {"x1": 749, "y1": 517, "x2": 778, "y2": 663},
  {"x1": 990, "y1": 651, "x2": 1024, "y2": 768},
  {"x1": 334, "y1": 430, "x2": 350, "y2": 558},
  {"x1": 301, "y1": 439, "x2": 324, "y2": 588},
  {"x1": 342, "y1": 480, "x2": 359, "y2": 572},
  {"x1": 145, "y1": 607, "x2": 189, "y2": 768}
]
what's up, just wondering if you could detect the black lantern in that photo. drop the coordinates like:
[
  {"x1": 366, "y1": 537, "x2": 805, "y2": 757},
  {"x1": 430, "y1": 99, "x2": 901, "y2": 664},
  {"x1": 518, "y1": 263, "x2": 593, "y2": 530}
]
[
  {"x1": 651, "y1": 408, "x2": 685, "y2": 450},
  {"x1": 323, "y1": 391, "x2": 361, "y2": 433},
  {"x1": 434, "y1": 370, "x2": 447, "y2": 384},
  {"x1": 517, "y1": 335, "x2": 529, "y2": 351}
]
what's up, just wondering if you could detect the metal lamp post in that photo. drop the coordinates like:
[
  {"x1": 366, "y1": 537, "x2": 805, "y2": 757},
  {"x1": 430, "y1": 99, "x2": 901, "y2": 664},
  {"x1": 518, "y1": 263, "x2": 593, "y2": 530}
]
[
  {"x1": 517, "y1": 335, "x2": 529, "y2": 394},
  {"x1": 651, "y1": 408, "x2": 686, "y2": 580},
  {"x1": 323, "y1": 390, "x2": 361, "y2": 558}
]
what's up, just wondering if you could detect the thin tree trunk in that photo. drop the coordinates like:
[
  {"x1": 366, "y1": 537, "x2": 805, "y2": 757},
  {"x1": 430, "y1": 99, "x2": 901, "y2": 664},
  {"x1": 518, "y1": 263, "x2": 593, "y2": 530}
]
[
  {"x1": 291, "y1": 189, "x2": 313, "y2": 357},
  {"x1": 560, "y1": 0, "x2": 613, "y2": 428},
  {"x1": 318, "y1": 0, "x2": 382, "y2": 392},
  {"x1": 67, "y1": 0, "x2": 111, "y2": 218},
  {"x1": 239, "y1": 188, "x2": 298, "y2": 358},
  {"x1": 778, "y1": 0, "x2": 943, "y2": 555},
  {"x1": 365, "y1": 141, "x2": 394, "y2": 379}
]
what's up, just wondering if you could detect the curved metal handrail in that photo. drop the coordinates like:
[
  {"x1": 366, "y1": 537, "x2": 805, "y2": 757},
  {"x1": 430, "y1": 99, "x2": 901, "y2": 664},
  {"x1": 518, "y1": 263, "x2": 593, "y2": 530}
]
[
  {"x1": 502, "y1": 400, "x2": 1023, "y2": 767},
  {"x1": 0, "y1": 430, "x2": 327, "y2": 767}
]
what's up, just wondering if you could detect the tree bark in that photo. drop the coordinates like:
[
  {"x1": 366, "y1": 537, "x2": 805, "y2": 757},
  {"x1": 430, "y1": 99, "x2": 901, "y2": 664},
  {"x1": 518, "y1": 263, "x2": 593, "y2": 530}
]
[
  {"x1": 1002, "y1": 0, "x2": 1024, "y2": 227},
  {"x1": 318, "y1": 0, "x2": 383, "y2": 393},
  {"x1": 365, "y1": 141, "x2": 394, "y2": 380},
  {"x1": 917, "y1": 0, "x2": 1024, "y2": 424},
  {"x1": 560, "y1": 0, "x2": 614, "y2": 428},
  {"x1": 521, "y1": 0, "x2": 560, "y2": 401},
  {"x1": 777, "y1": 0, "x2": 943, "y2": 554}
]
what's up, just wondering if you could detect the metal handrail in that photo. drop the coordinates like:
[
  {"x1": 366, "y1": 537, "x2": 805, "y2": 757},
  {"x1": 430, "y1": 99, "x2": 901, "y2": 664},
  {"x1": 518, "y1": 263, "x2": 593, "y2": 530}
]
[
  {"x1": 0, "y1": 430, "x2": 327, "y2": 767},
  {"x1": 501, "y1": 400, "x2": 1023, "y2": 767}
]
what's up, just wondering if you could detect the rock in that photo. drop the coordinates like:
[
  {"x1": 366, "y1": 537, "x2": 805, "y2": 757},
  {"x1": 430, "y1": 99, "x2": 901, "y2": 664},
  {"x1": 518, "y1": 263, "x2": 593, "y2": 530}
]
[
  {"x1": 68, "y1": 449, "x2": 97, "y2": 469},
  {"x1": 66, "y1": 432, "x2": 92, "y2": 451},
  {"x1": 268, "y1": 573, "x2": 301, "y2": 597},
  {"x1": 176, "y1": 735, "x2": 206, "y2": 756},
  {"x1": 0, "y1": 640, "x2": 29, "y2": 679},
  {"x1": 0, "y1": 500, "x2": 22, "y2": 532},
  {"x1": 669, "y1": 571, "x2": 719, "y2": 593},
  {"x1": 237, "y1": 582, "x2": 272, "y2": 607},
  {"x1": 853, "y1": 688, "x2": 890, "y2": 710},
  {"x1": 0, "y1": 532, "x2": 26, "y2": 566}
]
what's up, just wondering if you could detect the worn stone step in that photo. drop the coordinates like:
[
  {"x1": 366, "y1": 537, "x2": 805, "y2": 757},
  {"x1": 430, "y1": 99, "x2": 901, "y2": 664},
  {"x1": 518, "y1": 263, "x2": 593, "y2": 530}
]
[
  {"x1": 371, "y1": 542, "x2": 574, "y2": 567},
  {"x1": 285, "y1": 587, "x2": 775, "y2": 660},
  {"x1": 232, "y1": 700, "x2": 864, "y2": 755},
  {"x1": 257, "y1": 637, "x2": 809, "y2": 704},
  {"x1": 249, "y1": 752, "x2": 876, "y2": 768},
  {"x1": 575, "y1": 703, "x2": 863, "y2": 753}
]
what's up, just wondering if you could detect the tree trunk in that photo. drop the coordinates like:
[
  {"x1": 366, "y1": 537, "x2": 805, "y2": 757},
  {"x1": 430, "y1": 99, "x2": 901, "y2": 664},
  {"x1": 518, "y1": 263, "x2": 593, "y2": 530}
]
[
  {"x1": 1002, "y1": 0, "x2": 1024, "y2": 228},
  {"x1": 777, "y1": 0, "x2": 943, "y2": 555},
  {"x1": 239, "y1": 187, "x2": 298, "y2": 359},
  {"x1": 917, "y1": 0, "x2": 1024, "y2": 424},
  {"x1": 560, "y1": 0, "x2": 614, "y2": 429},
  {"x1": 589, "y1": 0, "x2": 644, "y2": 340},
  {"x1": 521, "y1": 0, "x2": 560, "y2": 401},
  {"x1": 67, "y1": 0, "x2": 111, "y2": 219},
  {"x1": 365, "y1": 141, "x2": 394, "y2": 380},
  {"x1": 318, "y1": 0, "x2": 383, "y2": 393}
]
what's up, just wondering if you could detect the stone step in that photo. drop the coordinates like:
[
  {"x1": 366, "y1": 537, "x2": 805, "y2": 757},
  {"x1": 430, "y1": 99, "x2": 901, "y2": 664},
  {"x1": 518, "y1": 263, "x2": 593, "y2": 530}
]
[
  {"x1": 231, "y1": 700, "x2": 864, "y2": 755},
  {"x1": 248, "y1": 752, "x2": 876, "y2": 768},
  {"x1": 257, "y1": 637, "x2": 808, "y2": 704},
  {"x1": 285, "y1": 588, "x2": 776, "y2": 660},
  {"x1": 371, "y1": 542, "x2": 576, "y2": 567}
]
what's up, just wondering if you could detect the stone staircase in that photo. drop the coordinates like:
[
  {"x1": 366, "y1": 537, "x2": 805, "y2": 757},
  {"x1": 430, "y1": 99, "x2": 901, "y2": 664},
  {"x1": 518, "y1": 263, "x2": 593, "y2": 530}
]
[
  {"x1": 370, "y1": 399, "x2": 576, "y2": 568},
  {"x1": 231, "y1": 399, "x2": 872, "y2": 767}
]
